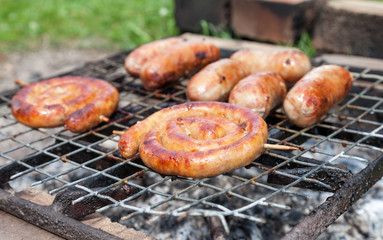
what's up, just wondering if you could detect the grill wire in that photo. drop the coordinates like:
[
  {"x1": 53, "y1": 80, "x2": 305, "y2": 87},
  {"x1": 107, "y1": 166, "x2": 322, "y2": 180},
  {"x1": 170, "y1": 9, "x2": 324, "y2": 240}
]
[{"x1": 1, "y1": 49, "x2": 383, "y2": 236}]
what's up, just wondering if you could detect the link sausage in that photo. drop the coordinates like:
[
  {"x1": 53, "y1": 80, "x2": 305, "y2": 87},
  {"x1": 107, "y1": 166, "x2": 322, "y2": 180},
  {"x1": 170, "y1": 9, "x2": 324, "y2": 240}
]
[
  {"x1": 230, "y1": 49, "x2": 311, "y2": 86},
  {"x1": 11, "y1": 76, "x2": 119, "y2": 133},
  {"x1": 124, "y1": 37, "x2": 183, "y2": 77},
  {"x1": 283, "y1": 65, "x2": 354, "y2": 128},
  {"x1": 186, "y1": 59, "x2": 248, "y2": 101},
  {"x1": 118, "y1": 102, "x2": 268, "y2": 178},
  {"x1": 140, "y1": 41, "x2": 220, "y2": 90},
  {"x1": 229, "y1": 72, "x2": 287, "y2": 118}
]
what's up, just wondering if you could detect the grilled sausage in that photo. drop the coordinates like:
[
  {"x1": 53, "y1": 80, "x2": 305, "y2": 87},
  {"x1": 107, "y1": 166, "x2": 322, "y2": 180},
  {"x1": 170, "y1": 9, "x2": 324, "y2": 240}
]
[
  {"x1": 283, "y1": 65, "x2": 354, "y2": 128},
  {"x1": 140, "y1": 41, "x2": 220, "y2": 90},
  {"x1": 124, "y1": 37, "x2": 183, "y2": 77},
  {"x1": 230, "y1": 49, "x2": 311, "y2": 86},
  {"x1": 186, "y1": 59, "x2": 248, "y2": 101},
  {"x1": 229, "y1": 72, "x2": 287, "y2": 118},
  {"x1": 118, "y1": 102, "x2": 268, "y2": 178},
  {"x1": 11, "y1": 76, "x2": 119, "y2": 133}
]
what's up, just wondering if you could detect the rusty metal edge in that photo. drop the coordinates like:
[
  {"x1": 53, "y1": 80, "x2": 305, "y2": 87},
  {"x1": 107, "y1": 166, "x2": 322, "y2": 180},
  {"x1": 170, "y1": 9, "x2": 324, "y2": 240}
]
[
  {"x1": 0, "y1": 188, "x2": 124, "y2": 240},
  {"x1": 282, "y1": 154, "x2": 383, "y2": 240}
]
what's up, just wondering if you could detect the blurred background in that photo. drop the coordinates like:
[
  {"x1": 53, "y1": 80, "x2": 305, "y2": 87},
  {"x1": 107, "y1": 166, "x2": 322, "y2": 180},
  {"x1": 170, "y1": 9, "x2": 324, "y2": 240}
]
[
  {"x1": 1, "y1": 0, "x2": 382, "y2": 89},
  {"x1": 0, "y1": 0, "x2": 178, "y2": 88},
  {"x1": 0, "y1": 0, "x2": 178, "y2": 52},
  {"x1": 0, "y1": 0, "x2": 315, "y2": 89}
]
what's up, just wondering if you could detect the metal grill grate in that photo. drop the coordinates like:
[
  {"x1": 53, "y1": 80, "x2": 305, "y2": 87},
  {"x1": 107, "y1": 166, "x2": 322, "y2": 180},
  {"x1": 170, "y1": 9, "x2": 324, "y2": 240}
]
[{"x1": 1, "y1": 49, "x2": 383, "y2": 237}]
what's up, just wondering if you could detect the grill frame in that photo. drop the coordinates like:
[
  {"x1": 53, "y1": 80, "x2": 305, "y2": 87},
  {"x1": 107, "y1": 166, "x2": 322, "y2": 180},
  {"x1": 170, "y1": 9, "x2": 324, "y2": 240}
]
[{"x1": 1, "y1": 39, "x2": 383, "y2": 239}]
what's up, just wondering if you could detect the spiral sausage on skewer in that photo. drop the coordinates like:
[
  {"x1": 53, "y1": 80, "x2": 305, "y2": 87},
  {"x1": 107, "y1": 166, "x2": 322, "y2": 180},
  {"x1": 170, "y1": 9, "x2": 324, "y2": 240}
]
[
  {"x1": 11, "y1": 76, "x2": 119, "y2": 133},
  {"x1": 118, "y1": 102, "x2": 268, "y2": 178}
]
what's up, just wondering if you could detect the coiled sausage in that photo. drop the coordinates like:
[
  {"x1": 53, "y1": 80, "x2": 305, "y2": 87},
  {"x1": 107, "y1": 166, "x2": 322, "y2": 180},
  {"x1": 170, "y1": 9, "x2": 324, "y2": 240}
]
[
  {"x1": 140, "y1": 41, "x2": 220, "y2": 90},
  {"x1": 118, "y1": 102, "x2": 268, "y2": 178},
  {"x1": 230, "y1": 49, "x2": 311, "y2": 86},
  {"x1": 229, "y1": 72, "x2": 287, "y2": 118},
  {"x1": 283, "y1": 65, "x2": 354, "y2": 128},
  {"x1": 11, "y1": 76, "x2": 119, "y2": 133}
]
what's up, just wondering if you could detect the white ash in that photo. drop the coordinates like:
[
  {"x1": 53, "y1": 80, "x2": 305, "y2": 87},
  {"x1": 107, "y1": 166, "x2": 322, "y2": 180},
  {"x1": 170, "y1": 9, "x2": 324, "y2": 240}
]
[
  {"x1": 297, "y1": 138, "x2": 371, "y2": 173},
  {"x1": 8, "y1": 159, "x2": 77, "y2": 192},
  {"x1": 345, "y1": 199, "x2": 383, "y2": 238},
  {"x1": 101, "y1": 167, "x2": 324, "y2": 239},
  {"x1": 98, "y1": 137, "x2": 119, "y2": 151}
]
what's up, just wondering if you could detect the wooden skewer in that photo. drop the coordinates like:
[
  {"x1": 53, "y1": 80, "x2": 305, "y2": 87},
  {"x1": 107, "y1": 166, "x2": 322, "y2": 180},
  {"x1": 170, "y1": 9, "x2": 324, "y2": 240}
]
[
  {"x1": 112, "y1": 130, "x2": 299, "y2": 151},
  {"x1": 113, "y1": 130, "x2": 125, "y2": 135},
  {"x1": 263, "y1": 144, "x2": 299, "y2": 150},
  {"x1": 99, "y1": 115, "x2": 110, "y2": 122},
  {"x1": 14, "y1": 79, "x2": 29, "y2": 86}
]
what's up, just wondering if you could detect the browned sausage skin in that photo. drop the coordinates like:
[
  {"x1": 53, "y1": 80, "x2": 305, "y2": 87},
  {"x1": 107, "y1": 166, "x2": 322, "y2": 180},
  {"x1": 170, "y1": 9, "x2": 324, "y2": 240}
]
[
  {"x1": 118, "y1": 102, "x2": 268, "y2": 178},
  {"x1": 230, "y1": 49, "x2": 311, "y2": 86},
  {"x1": 283, "y1": 65, "x2": 354, "y2": 128},
  {"x1": 140, "y1": 41, "x2": 220, "y2": 90},
  {"x1": 11, "y1": 76, "x2": 119, "y2": 133},
  {"x1": 186, "y1": 59, "x2": 248, "y2": 102},
  {"x1": 229, "y1": 72, "x2": 287, "y2": 118},
  {"x1": 124, "y1": 37, "x2": 183, "y2": 77}
]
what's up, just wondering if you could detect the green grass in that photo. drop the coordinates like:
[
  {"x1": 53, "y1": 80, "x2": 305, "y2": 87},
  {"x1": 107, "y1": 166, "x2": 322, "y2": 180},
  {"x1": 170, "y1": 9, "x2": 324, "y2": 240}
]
[
  {"x1": 0, "y1": 0, "x2": 178, "y2": 52},
  {"x1": 200, "y1": 20, "x2": 239, "y2": 40},
  {"x1": 296, "y1": 32, "x2": 316, "y2": 59}
]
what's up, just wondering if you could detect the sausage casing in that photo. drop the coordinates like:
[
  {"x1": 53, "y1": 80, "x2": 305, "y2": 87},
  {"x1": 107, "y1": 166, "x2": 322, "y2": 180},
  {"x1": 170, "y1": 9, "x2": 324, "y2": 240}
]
[
  {"x1": 230, "y1": 49, "x2": 311, "y2": 85},
  {"x1": 283, "y1": 65, "x2": 354, "y2": 128},
  {"x1": 124, "y1": 37, "x2": 183, "y2": 77},
  {"x1": 118, "y1": 102, "x2": 268, "y2": 178},
  {"x1": 229, "y1": 72, "x2": 287, "y2": 118},
  {"x1": 11, "y1": 76, "x2": 119, "y2": 133},
  {"x1": 140, "y1": 41, "x2": 220, "y2": 90},
  {"x1": 186, "y1": 59, "x2": 248, "y2": 101}
]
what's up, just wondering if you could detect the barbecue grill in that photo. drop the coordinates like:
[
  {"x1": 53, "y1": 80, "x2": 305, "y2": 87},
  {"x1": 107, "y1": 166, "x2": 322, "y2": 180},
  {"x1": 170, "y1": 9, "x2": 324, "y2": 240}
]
[{"x1": 1, "y1": 36, "x2": 383, "y2": 240}]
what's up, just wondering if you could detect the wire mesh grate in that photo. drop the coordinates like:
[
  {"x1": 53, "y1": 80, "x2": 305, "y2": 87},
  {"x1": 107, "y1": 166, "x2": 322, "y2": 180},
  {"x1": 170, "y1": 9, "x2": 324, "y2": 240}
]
[{"x1": 0, "y1": 50, "x2": 383, "y2": 230}]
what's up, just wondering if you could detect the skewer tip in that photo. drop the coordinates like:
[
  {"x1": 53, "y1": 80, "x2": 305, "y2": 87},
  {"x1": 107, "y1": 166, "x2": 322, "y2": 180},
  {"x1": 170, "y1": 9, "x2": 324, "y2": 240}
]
[
  {"x1": 113, "y1": 130, "x2": 125, "y2": 135},
  {"x1": 14, "y1": 79, "x2": 29, "y2": 86},
  {"x1": 263, "y1": 143, "x2": 299, "y2": 151},
  {"x1": 99, "y1": 115, "x2": 110, "y2": 122}
]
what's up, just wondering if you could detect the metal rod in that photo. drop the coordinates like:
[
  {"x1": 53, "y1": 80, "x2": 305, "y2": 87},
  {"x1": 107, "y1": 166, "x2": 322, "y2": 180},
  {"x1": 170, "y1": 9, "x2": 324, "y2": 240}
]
[
  {"x1": 208, "y1": 216, "x2": 228, "y2": 240},
  {"x1": 0, "y1": 188, "x2": 124, "y2": 240},
  {"x1": 282, "y1": 154, "x2": 383, "y2": 240}
]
